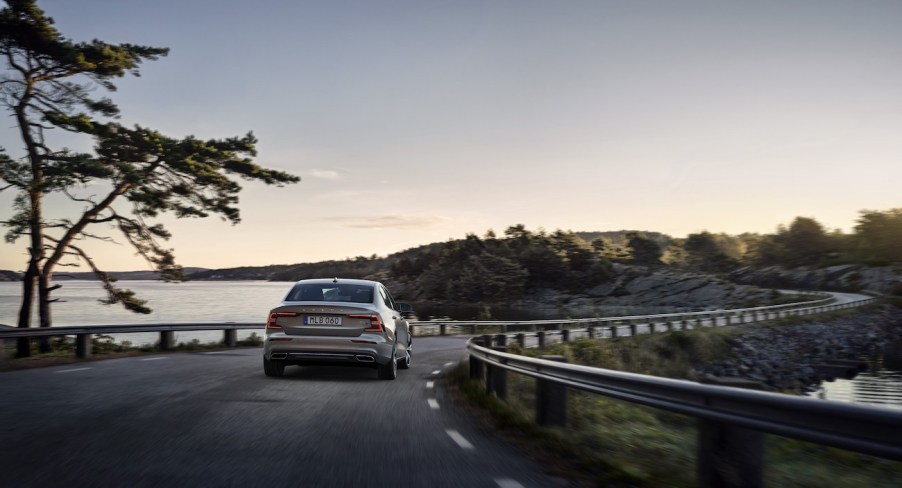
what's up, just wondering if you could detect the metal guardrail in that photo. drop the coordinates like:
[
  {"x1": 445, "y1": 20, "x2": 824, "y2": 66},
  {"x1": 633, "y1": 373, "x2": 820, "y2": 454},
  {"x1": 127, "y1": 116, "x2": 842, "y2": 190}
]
[
  {"x1": 468, "y1": 337, "x2": 902, "y2": 459},
  {"x1": 464, "y1": 293, "x2": 897, "y2": 487},
  {"x1": 0, "y1": 292, "x2": 875, "y2": 357},
  {"x1": 411, "y1": 293, "x2": 869, "y2": 336},
  {"x1": 0, "y1": 322, "x2": 264, "y2": 357},
  {"x1": 0, "y1": 322, "x2": 263, "y2": 338}
]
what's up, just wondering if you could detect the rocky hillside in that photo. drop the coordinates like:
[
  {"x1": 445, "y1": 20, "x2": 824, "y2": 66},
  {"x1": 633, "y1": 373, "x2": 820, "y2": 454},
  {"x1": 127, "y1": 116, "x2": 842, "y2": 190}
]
[
  {"x1": 500, "y1": 264, "x2": 783, "y2": 318},
  {"x1": 731, "y1": 264, "x2": 901, "y2": 295}
]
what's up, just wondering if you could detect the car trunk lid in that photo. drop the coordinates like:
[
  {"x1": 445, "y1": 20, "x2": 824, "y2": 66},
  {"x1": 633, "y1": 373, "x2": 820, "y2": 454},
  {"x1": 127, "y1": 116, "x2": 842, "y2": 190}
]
[{"x1": 267, "y1": 304, "x2": 379, "y2": 337}]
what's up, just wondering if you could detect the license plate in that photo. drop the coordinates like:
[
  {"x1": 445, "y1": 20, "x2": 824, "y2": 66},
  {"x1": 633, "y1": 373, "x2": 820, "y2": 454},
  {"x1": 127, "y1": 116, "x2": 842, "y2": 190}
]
[{"x1": 304, "y1": 315, "x2": 342, "y2": 326}]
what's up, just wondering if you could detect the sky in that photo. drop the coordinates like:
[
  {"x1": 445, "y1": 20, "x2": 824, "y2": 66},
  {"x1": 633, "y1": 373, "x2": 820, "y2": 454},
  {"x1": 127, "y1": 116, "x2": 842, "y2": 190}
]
[{"x1": 1, "y1": 0, "x2": 901, "y2": 271}]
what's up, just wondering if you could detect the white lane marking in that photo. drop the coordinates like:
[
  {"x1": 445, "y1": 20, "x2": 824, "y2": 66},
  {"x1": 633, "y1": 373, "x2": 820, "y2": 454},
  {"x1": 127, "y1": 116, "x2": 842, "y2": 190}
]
[
  {"x1": 426, "y1": 381, "x2": 434, "y2": 389},
  {"x1": 495, "y1": 479, "x2": 525, "y2": 488},
  {"x1": 140, "y1": 357, "x2": 167, "y2": 361},
  {"x1": 202, "y1": 351, "x2": 230, "y2": 355},
  {"x1": 443, "y1": 361, "x2": 454, "y2": 368},
  {"x1": 431, "y1": 370, "x2": 441, "y2": 375},
  {"x1": 427, "y1": 398, "x2": 440, "y2": 410},
  {"x1": 446, "y1": 429, "x2": 474, "y2": 450},
  {"x1": 56, "y1": 367, "x2": 92, "y2": 374}
]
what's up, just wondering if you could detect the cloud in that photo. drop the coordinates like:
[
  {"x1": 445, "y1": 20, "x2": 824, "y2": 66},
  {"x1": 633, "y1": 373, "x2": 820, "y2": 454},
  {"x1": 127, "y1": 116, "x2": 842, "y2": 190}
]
[
  {"x1": 325, "y1": 215, "x2": 449, "y2": 229},
  {"x1": 310, "y1": 169, "x2": 341, "y2": 180}
]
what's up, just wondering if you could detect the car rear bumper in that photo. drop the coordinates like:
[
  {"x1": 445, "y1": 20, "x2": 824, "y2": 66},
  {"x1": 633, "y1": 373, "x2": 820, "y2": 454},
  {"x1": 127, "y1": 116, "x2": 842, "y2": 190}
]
[{"x1": 264, "y1": 336, "x2": 393, "y2": 367}]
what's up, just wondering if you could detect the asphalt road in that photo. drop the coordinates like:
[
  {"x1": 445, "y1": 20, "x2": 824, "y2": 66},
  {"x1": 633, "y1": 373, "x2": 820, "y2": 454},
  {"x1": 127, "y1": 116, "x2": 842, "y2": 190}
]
[{"x1": 0, "y1": 336, "x2": 566, "y2": 488}]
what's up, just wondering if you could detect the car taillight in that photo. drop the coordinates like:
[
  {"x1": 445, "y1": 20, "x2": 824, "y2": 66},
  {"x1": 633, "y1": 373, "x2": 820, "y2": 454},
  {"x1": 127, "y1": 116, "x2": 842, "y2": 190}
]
[
  {"x1": 349, "y1": 314, "x2": 384, "y2": 332},
  {"x1": 266, "y1": 312, "x2": 298, "y2": 330}
]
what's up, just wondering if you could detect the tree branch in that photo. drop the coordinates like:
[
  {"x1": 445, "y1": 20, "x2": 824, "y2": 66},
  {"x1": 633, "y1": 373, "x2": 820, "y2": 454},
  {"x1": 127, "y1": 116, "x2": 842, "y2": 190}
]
[{"x1": 66, "y1": 242, "x2": 151, "y2": 314}]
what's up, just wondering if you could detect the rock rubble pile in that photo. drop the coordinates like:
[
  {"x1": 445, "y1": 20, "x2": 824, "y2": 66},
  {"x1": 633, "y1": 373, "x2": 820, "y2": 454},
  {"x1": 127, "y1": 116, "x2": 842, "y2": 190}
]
[{"x1": 695, "y1": 306, "x2": 902, "y2": 392}]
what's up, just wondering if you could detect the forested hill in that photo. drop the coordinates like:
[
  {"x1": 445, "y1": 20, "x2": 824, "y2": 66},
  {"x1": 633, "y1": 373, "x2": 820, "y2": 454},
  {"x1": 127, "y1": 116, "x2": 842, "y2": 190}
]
[
  {"x1": 2, "y1": 209, "x2": 900, "y2": 293},
  {"x1": 575, "y1": 231, "x2": 671, "y2": 248}
]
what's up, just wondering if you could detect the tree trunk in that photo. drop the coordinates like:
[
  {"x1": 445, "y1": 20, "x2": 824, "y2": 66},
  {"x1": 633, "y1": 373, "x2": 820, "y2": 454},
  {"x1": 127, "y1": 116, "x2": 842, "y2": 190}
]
[
  {"x1": 16, "y1": 253, "x2": 37, "y2": 358},
  {"x1": 38, "y1": 272, "x2": 52, "y2": 353}
]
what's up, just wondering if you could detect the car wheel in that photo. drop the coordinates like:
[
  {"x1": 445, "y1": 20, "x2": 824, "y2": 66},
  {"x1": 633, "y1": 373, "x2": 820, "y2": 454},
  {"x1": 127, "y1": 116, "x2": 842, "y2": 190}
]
[
  {"x1": 398, "y1": 349, "x2": 411, "y2": 370},
  {"x1": 378, "y1": 348, "x2": 398, "y2": 380},
  {"x1": 263, "y1": 357, "x2": 285, "y2": 377}
]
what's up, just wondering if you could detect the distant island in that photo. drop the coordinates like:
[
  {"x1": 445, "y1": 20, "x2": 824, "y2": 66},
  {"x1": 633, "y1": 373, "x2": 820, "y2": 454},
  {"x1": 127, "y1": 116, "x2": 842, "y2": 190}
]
[{"x1": 0, "y1": 268, "x2": 211, "y2": 282}]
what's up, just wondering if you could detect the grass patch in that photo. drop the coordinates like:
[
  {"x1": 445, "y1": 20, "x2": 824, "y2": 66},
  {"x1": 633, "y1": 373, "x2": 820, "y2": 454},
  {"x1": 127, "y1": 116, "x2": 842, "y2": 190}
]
[{"x1": 447, "y1": 363, "x2": 650, "y2": 487}]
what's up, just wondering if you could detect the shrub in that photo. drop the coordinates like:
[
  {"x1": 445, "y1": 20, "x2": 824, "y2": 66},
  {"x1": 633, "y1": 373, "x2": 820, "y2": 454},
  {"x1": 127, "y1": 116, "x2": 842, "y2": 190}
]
[{"x1": 239, "y1": 332, "x2": 263, "y2": 346}]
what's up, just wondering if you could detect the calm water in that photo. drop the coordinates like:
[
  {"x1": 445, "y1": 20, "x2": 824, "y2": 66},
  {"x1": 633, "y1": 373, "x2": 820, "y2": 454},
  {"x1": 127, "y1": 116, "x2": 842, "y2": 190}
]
[
  {"x1": 806, "y1": 346, "x2": 902, "y2": 411},
  {"x1": 2, "y1": 280, "x2": 900, "y2": 409},
  {"x1": 0, "y1": 280, "x2": 293, "y2": 347}
]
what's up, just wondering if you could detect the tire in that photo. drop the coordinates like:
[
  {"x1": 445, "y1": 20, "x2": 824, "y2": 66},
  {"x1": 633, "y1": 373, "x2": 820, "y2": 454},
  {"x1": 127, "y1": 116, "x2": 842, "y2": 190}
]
[
  {"x1": 398, "y1": 349, "x2": 411, "y2": 370},
  {"x1": 378, "y1": 348, "x2": 398, "y2": 380},
  {"x1": 263, "y1": 357, "x2": 285, "y2": 377}
]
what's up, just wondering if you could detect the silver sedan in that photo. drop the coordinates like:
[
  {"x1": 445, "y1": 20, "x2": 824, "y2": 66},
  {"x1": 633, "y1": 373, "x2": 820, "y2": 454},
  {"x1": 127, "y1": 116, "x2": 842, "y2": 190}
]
[{"x1": 263, "y1": 278, "x2": 413, "y2": 380}]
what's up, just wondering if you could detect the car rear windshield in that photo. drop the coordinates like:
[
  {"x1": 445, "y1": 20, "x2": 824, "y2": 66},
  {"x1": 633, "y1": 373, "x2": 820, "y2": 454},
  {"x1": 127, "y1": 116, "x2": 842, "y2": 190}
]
[{"x1": 285, "y1": 283, "x2": 374, "y2": 303}]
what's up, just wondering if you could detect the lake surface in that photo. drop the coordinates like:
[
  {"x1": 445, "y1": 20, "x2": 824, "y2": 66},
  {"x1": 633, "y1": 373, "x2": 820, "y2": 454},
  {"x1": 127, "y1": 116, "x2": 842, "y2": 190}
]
[
  {"x1": 2, "y1": 280, "x2": 900, "y2": 410},
  {"x1": 0, "y1": 280, "x2": 293, "y2": 346},
  {"x1": 805, "y1": 345, "x2": 902, "y2": 411}
]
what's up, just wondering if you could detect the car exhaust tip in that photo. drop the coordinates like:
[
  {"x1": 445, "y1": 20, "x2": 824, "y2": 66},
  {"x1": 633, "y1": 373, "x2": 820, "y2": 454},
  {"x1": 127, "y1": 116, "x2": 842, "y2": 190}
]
[
  {"x1": 355, "y1": 355, "x2": 375, "y2": 363},
  {"x1": 271, "y1": 353, "x2": 288, "y2": 360}
]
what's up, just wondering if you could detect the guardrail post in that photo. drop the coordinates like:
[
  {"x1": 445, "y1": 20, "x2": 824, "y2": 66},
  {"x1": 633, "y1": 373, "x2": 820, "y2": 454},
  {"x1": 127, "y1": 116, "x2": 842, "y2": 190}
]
[
  {"x1": 486, "y1": 346, "x2": 507, "y2": 400},
  {"x1": 39, "y1": 337, "x2": 52, "y2": 354},
  {"x1": 439, "y1": 323, "x2": 447, "y2": 336},
  {"x1": 482, "y1": 334, "x2": 494, "y2": 349},
  {"x1": 469, "y1": 337, "x2": 486, "y2": 379},
  {"x1": 562, "y1": 329, "x2": 571, "y2": 342},
  {"x1": 470, "y1": 324, "x2": 477, "y2": 334},
  {"x1": 159, "y1": 330, "x2": 174, "y2": 350},
  {"x1": 469, "y1": 354, "x2": 483, "y2": 379},
  {"x1": 537, "y1": 331, "x2": 546, "y2": 349},
  {"x1": 516, "y1": 333, "x2": 526, "y2": 348},
  {"x1": 536, "y1": 355, "x2": 568, "y2": 426},
  {"x1": 610, "y1": 325, "x2": 618, "y2": 338},
  {"x1": 649, "y1": 322, "x2": 657, "y2": 334},
  {"x1": 586, "y1": 326, "x2": 595, "y2": 339},
  {"x1": 495, "y1": 334, "x2": 508, "y2": 347},
  {"x1": 16, "y1": 338, "x2": 30, "y2": 358},
  {"x1": 76, "y1": 333, "x2": 92, "y2": 358},
  {"x1": 698, "y1": 377, "x2": 765, "y2": 488},
  {"x1": 629, "y1": 320, "x2": 637, "y2": 336},
  {"x1": 223, "y1": 329, "x2": 237, "y2": 347},
  {"x1": 500, "y1": 324, "x2": 508, "y2": 333}
]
